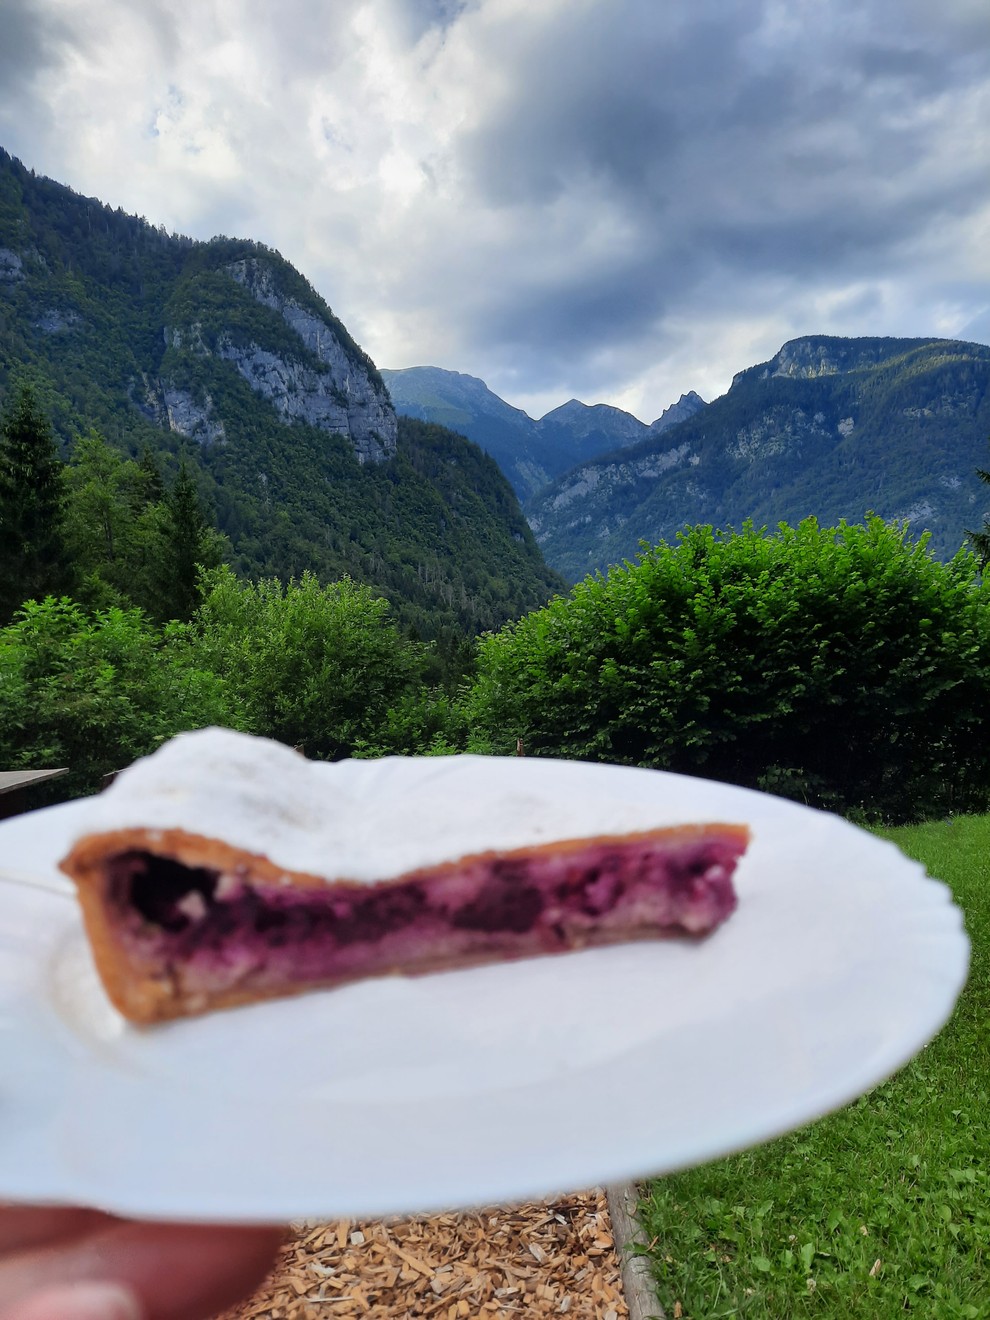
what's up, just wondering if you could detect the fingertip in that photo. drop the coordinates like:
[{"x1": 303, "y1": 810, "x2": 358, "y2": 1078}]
[{"x1": 3, "y1": 1280, "x2": 144, "y2": 1320}]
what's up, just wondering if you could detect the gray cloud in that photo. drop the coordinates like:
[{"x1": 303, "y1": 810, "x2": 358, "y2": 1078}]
[
  {"x1": 0, "y1": 0, "x2": 73, "y2": 120},
  {"x1": 0, "y1": 0, "x2": 60, "y2": 78},
  {"x1": 388, "y1": 0, "x2": 469, "y2": 42},
  {"x1": 457, "y1": 6, "x2": 756, "y2": 206}
]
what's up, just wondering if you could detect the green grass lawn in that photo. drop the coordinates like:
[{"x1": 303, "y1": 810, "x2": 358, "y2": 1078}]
[{"x1": 637, "y1": 815, "x2": 990, "y2": 1319}]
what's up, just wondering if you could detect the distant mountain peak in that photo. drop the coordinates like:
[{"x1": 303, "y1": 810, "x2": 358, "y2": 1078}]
[
  {"x1": 537, "y1": 398, "x2": 650, "y2": 444},
  {"x1": 541, "y1": 398, "x2": 585, "y2": 417},
  {"x1": 381, "y1": 365, "x2": 533, "y2": 423},
  {"x1": 650, "y1": 390, "x2": 707, "y2": 433},
  {"x1": 540, "y1": 398, "x2": 639, "y2": 422},
  {"x1": 382, "y1": 368, "x2": 658, "y2": 498}
]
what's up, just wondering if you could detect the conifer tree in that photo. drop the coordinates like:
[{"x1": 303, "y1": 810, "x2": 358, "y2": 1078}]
[
  {"x1": 154, "y1": 456, "x2": 224, "y2": 621},
  {"x1": 0, "y1": 384, "x2": 71, "y2": 622},
  {"x1": 64, "y1": 429, "x2": 130, "y2": 571},
  {"x1": 63, "y1": 428, "x2": 157, "y2": 609}
]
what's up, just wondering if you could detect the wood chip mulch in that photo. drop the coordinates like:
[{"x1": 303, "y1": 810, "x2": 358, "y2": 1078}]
[{"x1": 219, "y1": 1191, "x2": 629, "y2": 1319}]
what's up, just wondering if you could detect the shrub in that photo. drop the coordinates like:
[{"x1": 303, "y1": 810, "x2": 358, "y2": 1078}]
[
  {"x1": 0, "y1": 597, "x2": 235, "y2": 797},
  {"x1": 464, "y1": 518, "x2": 990, "y2": 821},
  {"x1": 353, "y1": 687, "x2": 471, "y2": 758}
]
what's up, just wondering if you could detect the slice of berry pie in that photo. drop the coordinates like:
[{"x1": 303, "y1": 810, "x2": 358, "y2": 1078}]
[{"x1": 59, "y1": 728, "x2": 749, "y2": 1024}]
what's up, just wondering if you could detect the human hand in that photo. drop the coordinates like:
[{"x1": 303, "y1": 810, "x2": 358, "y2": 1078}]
[{"x1": 0, "y1": 1204, "x2": 283, "y2": 1320}]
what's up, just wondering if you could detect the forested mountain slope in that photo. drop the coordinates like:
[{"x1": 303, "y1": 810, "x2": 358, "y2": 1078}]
[
  {"x1": 525, "y1": 336, "x2": 990, "y2": 580},
  {"x1": 0, "y1": 148, "x2": 562, "y2": 634}
]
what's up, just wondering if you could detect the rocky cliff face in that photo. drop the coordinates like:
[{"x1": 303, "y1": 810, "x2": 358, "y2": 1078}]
[
  {"x1": 159, "y1": 255, "x2": 396, "y2": 464},
  {"x1": 224, "y1": 258, "x2": 396, "y2": 463},
  {"x1": 736, "y1": 335, "x2": 938, "y2": 384},
  {"x1": 526, "y1": 441, "x2": 697, "y2": 544},
  {"x1": 0, "y1": 144, "x2": 563, "y2": 636},
  {"x1": 0, "y1": 247, "x2": 24, "y2": 281},
  {"x1": 159, "y1": 381, "x2": 227, "y2": 445}
]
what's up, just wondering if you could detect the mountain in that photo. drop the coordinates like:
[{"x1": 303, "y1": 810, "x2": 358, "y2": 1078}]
[
  {"x1": 379, "y1": 366, "x2": 544, "y2": 496},
  {"x1": 0, "y1": 148, "x2": 563, "y2": 635},
  {"x1": 525, "y1": 335, "x2": 990, "y2": 581},
  {"x1": 380, "y1": 365, "x2": 706, "y2": 499},
  {"x1": 652, "y1": 391, "x2": 707, "y2": 432}
]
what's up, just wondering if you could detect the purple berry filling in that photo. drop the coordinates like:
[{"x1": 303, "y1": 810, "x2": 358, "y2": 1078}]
[{"x1": 103, "y1": 832, "x2": 743, "y2": 999}]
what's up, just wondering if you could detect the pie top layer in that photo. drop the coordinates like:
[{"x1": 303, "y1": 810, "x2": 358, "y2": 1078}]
[{"x1": 63, "y1": 727, "x2": 748, "y2": 885}]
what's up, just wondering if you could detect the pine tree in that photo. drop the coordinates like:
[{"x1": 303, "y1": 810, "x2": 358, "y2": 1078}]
[
  {"x1": 0, "y1": 385, "x2": 71, "y2": 622},
  {"x1": 154, "y1": 456, "x2": 225, "y2": 621}
]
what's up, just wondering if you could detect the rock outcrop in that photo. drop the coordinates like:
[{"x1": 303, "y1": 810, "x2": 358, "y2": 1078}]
[
  {"x1": 224, "y1": 258, "x2": 396, "y2": 463},
  {"x1": 161, "y1": 386, "x2": 226, "y2": 445},
  {"x1": 160, "y1": 255, "x2": 396, "y2": 463}
]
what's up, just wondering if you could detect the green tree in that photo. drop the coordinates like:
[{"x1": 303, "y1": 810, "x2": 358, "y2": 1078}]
[
  {"x1": 0, "y1": 385, "x2": 72, "y2": 622},
  {"x1": 63, "y1": 429, "x2": 142, "y2": 608},
  {"x1": 191, "y1": 567, "x2": 425, "y2": 759},
  {"x1": 133, "y1": 444, "x2": 166, "y2": 508},
  {"x1": 151, "y1": 456, "x2": 226, "y2": 622},
  {"x1": 464, "y1": 518, "x2": 990, "y2": 822},
  {"x1": 63, "y1": 431, "x2": 222, "y2": 620}
]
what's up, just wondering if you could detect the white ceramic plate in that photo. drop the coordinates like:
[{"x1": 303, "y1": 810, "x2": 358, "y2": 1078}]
[{"x1": 0, "y1": 764, "x2": 969, "y2": 1223}]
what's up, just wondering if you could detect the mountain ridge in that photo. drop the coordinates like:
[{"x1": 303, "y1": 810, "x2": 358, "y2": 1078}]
[
  {"x1": 524, "y1": 334, "x2": 990, "y2": 580},
  {"x1": 380, "y1": 365, "x2": 707, "y2": 499},
  {"x1": 6, "y1": 148, "x2": 987, "y2": 602}
]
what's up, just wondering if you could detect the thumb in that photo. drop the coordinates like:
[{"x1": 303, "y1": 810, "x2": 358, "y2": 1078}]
[{"x1": 2, "y1": 1281, "x2": 143, "y2": 1320}]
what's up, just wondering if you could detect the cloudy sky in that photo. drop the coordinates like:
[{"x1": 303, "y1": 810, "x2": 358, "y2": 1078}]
[{"x1": 2, "y1": 0, "x2": 989, "y2": 422}]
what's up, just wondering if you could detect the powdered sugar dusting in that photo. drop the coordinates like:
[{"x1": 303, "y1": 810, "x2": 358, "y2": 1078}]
[{"x1": 68, "y1": 728, "x2": 739, "y2": 884}]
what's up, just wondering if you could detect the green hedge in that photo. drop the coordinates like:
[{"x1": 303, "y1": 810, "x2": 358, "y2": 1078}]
[{"x1": 465, "y1": 518, "x2": 990, "y2": 821}]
